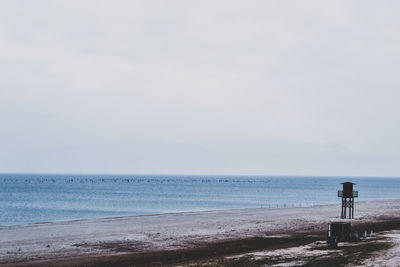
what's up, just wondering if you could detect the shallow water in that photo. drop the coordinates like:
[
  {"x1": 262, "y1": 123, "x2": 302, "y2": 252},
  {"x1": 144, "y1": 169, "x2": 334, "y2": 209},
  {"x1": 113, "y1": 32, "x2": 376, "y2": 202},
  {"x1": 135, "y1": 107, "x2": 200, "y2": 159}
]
[{"x1": 1, "y1": 174, "x2": 399, "y2": 225}]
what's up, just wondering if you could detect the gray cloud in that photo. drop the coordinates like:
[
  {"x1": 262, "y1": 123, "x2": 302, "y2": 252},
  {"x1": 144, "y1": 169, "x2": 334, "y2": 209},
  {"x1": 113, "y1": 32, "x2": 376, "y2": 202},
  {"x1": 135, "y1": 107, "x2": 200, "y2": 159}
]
[{"x1": 1, "y1": 1, "x2": 399, "y2": 176}]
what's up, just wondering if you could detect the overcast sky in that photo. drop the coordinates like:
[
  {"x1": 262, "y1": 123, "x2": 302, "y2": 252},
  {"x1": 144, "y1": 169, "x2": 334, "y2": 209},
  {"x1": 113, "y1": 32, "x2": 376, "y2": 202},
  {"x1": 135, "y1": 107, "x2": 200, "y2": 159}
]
[{"x1": 1, "y1": 1, "x2": 399, "y2": 176}]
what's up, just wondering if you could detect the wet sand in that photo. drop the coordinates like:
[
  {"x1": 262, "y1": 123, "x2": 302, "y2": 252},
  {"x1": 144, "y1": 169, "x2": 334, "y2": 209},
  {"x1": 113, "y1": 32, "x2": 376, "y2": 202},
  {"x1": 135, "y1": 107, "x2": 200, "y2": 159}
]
[{"x1": 1, "y1": 199, "x2": 400, "y2": 266}]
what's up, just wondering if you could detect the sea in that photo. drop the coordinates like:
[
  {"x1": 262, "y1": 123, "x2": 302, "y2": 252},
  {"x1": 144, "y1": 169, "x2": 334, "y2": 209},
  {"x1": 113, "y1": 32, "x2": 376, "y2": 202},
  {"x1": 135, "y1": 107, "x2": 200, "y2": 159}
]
[{"x1": 1, "y1": 174, "x2": 400, "y2": 226}]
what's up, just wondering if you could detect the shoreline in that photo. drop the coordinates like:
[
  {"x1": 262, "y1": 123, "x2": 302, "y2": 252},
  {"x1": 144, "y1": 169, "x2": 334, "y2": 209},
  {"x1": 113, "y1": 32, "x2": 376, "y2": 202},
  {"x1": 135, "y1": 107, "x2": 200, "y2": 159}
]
[
  {"x1": 1, "y1": 199, "x2": 400, "y2": 266},
  {"x1": 3, "y1": 198, "x2": 399, "y2": 228}
]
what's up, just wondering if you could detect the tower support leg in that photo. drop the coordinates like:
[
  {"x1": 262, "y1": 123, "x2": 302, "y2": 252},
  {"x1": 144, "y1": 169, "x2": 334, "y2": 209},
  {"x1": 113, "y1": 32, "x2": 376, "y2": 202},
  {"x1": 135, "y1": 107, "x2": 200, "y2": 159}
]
[
  {"x1": 341, "y1": 198, "x2": 344, "y2": 219},
  {"x1": 340, "y1": 195, "x2": 356, "y2": 219},
  {"x1": 351, "y1": 197, "x2": 354, "y2": 219}
]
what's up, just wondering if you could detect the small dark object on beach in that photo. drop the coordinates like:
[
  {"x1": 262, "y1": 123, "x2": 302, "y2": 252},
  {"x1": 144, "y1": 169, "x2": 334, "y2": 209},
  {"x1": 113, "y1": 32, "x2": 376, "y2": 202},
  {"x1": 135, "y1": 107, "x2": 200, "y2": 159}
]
[
  {"x1": 352, "y1": 231, "x2": 360, "y2": 242},
  {"x1": 328, "y1": 236, "x2": 338, "y2": 248},
  {"x1": 328, "y1": 222, "x2": 351, "y2": 242}
]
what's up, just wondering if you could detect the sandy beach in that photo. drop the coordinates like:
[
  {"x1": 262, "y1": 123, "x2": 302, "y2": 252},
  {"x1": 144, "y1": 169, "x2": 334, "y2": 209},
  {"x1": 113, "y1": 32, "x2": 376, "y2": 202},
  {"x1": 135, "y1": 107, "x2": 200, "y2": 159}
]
[{"x1": 1, "y1": 199, "x2": 400, "y2": 266}]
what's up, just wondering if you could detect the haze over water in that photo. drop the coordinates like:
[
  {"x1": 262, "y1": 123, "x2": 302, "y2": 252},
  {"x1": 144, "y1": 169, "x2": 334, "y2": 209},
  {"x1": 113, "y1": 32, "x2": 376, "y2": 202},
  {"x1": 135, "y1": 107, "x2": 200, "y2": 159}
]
[{"x1": 1, "y1": 174, "x2": 400, "y2": 226}]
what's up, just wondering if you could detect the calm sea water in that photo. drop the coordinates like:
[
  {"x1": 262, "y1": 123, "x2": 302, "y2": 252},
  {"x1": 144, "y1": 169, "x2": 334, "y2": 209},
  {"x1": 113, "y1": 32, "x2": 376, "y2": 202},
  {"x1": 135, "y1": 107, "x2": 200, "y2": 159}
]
[{"x1": 1, "y1": 174, "x2": 400, "y2": 226}]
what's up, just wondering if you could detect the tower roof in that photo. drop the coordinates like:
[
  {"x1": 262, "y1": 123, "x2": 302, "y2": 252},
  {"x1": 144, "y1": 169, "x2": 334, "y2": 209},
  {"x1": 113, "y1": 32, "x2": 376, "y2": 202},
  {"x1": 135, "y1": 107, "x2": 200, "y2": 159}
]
[{"x1": 340, "y1": 181, "x2": 356, "y2": 185}]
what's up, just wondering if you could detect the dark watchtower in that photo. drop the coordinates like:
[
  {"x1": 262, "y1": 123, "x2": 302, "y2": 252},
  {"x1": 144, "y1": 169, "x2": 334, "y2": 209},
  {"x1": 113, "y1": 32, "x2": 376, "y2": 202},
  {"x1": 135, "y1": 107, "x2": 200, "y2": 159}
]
[{"x1": 338, "y1": 182, "x2": 358, "y2": 219}]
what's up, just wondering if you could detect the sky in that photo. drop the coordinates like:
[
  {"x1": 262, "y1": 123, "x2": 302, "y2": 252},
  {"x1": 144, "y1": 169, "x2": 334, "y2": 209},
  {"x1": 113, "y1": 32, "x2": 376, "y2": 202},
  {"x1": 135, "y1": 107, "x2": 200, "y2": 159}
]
[{"x1": 0, "y1": 1, "x2": 400, "y2": 176}]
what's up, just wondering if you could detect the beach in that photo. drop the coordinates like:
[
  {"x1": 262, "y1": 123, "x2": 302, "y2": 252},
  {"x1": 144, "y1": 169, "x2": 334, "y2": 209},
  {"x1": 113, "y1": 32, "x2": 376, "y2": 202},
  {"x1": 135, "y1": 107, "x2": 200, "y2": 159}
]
[{"x1": 1, "y1": 199, "x2": 400, "y2": 266}]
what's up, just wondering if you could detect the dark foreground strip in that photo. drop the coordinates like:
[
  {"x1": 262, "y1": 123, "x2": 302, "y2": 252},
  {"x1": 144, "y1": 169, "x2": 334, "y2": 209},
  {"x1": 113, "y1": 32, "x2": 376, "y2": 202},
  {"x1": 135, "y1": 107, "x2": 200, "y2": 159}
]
[
  {"x1": 9, "y1": 218, "x2": 400, "y2": 267},
  {"x1": 21, "y1": 235, "x2": 323, "y2": 267}
]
